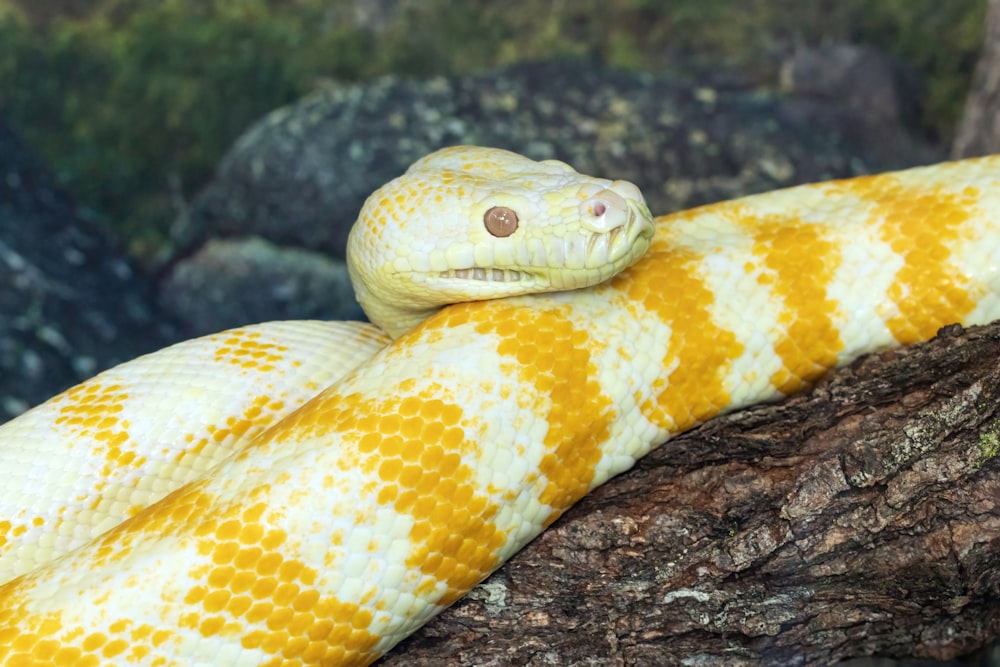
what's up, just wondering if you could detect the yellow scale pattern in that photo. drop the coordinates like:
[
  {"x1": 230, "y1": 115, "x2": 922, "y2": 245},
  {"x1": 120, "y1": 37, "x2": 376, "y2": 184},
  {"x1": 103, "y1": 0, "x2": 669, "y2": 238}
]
[
  {"x1": 0, "y1": 321, "x2": 389, "y2": 583},
  {"x1": 1, "y1": 153, "x2": 999, "y2": 666}
]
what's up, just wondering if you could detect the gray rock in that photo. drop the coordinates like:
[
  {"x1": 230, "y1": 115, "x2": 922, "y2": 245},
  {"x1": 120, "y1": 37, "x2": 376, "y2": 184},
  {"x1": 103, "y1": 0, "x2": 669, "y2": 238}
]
[
  {"x1": 160, "y1": 237, "x2": 361, "y2": 335},
  {"x1": 0, "y1": 117, "x2": 177, "y2": 419},
  {"x1": 779, "y1": 43, "x2": 922, "y2": 126},
  {"x1": 178, "y1": 60, "x2": 942, "y2": 266}
]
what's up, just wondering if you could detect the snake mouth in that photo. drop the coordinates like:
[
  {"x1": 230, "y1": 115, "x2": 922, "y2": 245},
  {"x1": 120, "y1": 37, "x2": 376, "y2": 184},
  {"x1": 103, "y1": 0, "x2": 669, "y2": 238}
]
[{"x1": 440, "y1": 268, "x2": 529, "y2": 282}]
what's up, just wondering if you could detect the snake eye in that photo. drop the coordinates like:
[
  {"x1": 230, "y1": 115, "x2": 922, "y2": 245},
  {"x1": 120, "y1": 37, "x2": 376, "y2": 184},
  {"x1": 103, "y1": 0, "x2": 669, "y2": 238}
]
[{"x1": 484, "y1": 206, "x2": 519, "y2": 237}]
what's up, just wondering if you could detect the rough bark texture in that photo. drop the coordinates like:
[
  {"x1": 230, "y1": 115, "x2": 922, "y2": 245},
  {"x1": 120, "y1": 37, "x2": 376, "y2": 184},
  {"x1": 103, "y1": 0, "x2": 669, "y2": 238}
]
[
  {"x1": 953, "y1": 0, "x2": 1000, "y2": 157},
  {"x1": 380, "y1": 322, "x2": 1000, "y2": 665}
]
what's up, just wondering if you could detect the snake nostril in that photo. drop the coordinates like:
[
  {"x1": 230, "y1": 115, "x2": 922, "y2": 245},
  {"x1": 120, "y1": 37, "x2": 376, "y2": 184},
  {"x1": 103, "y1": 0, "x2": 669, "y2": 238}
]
[{"x1": 580, "y1": 190, "x2": 627, "y2": 232}]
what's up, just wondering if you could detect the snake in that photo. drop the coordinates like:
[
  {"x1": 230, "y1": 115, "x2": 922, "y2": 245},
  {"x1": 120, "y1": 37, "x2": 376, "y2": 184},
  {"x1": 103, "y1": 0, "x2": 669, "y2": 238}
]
[{"x1": 0, "y1": 145, "x2": 998, "y2": 665}]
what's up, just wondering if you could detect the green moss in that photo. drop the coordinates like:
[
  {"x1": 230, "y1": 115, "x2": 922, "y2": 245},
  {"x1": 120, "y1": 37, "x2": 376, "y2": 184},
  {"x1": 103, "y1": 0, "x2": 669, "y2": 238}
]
[{"x1": 977, "y1": 428, "x2": 1000, "y2": 469}]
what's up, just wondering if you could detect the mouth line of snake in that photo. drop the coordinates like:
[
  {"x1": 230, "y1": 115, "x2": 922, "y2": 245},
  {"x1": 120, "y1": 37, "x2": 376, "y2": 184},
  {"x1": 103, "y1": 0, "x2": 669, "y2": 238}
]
[
  {"x1": 440, "y1": 267, "x2": 528, "y2": 281},
  {"x1": 437, "y1": 214, "x2": 642, "y2": 283}
]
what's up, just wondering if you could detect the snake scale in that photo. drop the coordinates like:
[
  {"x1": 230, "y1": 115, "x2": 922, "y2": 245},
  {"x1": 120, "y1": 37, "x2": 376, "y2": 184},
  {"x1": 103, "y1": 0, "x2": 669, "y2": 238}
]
[{"x1": 1, "y1": 146, "x2": 999, "y2": 665}]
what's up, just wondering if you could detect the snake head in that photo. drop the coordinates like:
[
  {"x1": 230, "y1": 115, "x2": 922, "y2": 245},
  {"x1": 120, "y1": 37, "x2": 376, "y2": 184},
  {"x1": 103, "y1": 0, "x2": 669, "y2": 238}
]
[{"x1": 348, "y1": 146, "x2": 656, "y2": 337}]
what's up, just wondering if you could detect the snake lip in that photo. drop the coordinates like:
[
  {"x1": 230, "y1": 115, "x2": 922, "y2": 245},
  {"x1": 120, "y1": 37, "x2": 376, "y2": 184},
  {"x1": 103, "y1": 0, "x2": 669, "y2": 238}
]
[{"x1": 440, "y1": 268, "x2": 530, "y2": 282}]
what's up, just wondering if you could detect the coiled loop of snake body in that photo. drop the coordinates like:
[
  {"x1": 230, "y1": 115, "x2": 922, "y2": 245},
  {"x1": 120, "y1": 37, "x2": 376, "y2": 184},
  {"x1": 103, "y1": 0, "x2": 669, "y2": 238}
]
[{"x1": 0, "y1": 146, "x2": 999, "y2": 665}]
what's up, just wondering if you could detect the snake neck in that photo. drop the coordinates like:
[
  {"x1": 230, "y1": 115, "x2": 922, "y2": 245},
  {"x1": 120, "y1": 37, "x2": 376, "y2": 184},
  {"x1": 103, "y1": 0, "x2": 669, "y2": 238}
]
[
  {"x1": 348, "y1": 266, "x2": 441, "y2": 339},
  {"x1": 364, "y1": 302, "x2": 441, "y2": 340}
]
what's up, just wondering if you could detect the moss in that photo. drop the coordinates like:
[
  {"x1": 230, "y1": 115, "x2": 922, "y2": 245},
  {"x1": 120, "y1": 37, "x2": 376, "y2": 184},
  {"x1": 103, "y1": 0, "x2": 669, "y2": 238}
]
[{"x1": 977, "y1": 428, "x2": 1000, "y2": 469}]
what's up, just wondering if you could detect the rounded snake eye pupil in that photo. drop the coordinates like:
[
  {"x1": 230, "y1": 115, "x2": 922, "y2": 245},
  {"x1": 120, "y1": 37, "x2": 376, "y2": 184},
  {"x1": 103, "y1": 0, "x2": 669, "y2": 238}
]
[{"x1": 484, "y1": 206, "x2": 519, "y2": 237}]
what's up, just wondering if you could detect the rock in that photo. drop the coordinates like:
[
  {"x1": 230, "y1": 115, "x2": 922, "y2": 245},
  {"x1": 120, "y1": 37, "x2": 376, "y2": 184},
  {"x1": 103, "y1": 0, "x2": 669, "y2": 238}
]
[
  {"x1": 779, "y1": 43, "x2": 922, "y2": 127},
  {"x1": 160, "y1": 237, "x2": 361, "y2": 334},
  {"x1": 177, "y1": 60, "x2": 941, "y2": 263},
  {"x1": 0, "y1": 117, "x2": 177, "y2": 419}
]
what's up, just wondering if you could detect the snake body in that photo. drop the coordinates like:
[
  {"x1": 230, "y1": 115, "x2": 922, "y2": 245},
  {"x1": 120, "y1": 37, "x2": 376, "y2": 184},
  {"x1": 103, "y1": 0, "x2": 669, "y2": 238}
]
[{"x1": 1, "y1": 147, "x2": 999, "y2": 665}]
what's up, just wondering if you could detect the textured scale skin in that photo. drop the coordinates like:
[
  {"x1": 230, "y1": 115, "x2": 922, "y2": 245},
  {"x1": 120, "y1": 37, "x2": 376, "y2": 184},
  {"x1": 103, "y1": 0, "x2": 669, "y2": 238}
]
[
  {"x1": 1, "y1": 151, "x2": 999, "y2": 666},
  {"x1": 0, "y1": 321, "x2": 390, "y2": 582}
]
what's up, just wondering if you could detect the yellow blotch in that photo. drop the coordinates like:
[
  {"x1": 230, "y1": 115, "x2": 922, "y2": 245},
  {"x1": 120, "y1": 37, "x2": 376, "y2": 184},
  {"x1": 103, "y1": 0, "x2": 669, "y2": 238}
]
[
  {"x1": 55, "y1": 381, "x2": 139, "y2": 475},
  {"x1": 180, "y1": 492, "x2": 382, "y2": 664},
  {"x1": 240, "y1": 523, "x2": 265, "y2": 545},
  {"x1": 393, "y1": 434, "x2": 505, "y2": 604},
  {"x1": 31, "y1": 639, "x2": 59, "y2": 660},
  {"x1": 473, "y1": 304, "x2": 615, "y2": 512},
  {"x1": 199, "y1": 616, "x2": 226, "y2": 637},
  {"x1": 616, "y1": 248, "x2": 745, "y2": 432},
  {"x1": 107, "y1": 620, "x2": 128, "y2": 635},
  {"x1": 749, "y1": 218, "x2": 844, "y2": 393},
  {"x1": 101, "y1": 638, "x2": 128, "y2": 658},
  {"x1": 0, "y1": 591, "x2": 156, "y2": 667},
  {"x1": 292, "y1": 378, "x2": 508, "y2": 607},
  {"x1": 214, "y1": 330, "x2": 289, "y2": 371},
  {"x1": 216, "y1": 519, "x2": 241, "y2": 541},
  {"x1": 254, "y1": 389, "x2": 365, "y2": 445},
  {"x1": 830, "y1": 174, "x2": 978, "y2": 342},
  {"x1": 81, "y1": 633, "x2": 107, "y2": 652},
  {"x1": 228, "y1": 595, "x2": 253, "y2": 616}
]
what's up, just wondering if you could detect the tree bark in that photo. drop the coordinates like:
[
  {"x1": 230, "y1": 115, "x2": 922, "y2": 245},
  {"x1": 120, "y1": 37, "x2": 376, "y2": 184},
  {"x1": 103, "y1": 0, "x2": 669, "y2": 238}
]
[
  {"x1": 379, "y1": 322, "x2": 1000, "y2": 665},
  {"x1": 953, "y1": 0, "x2": 1000, "y2": 157}
]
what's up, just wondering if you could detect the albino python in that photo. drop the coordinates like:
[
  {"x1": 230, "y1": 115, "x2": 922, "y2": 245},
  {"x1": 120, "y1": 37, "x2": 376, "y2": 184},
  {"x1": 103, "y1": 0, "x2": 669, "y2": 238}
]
[{"x1": 0, "y1": 145, "x2": 999, "y2": 665}]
